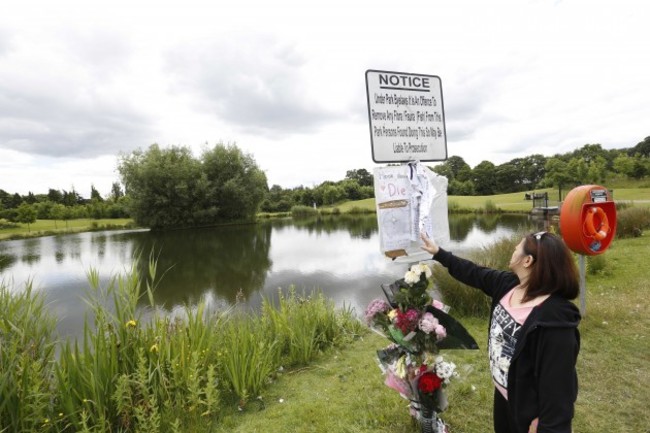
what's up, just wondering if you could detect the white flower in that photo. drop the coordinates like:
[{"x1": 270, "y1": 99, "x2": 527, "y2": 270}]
[
  {"x1": 410, "y1": 263, "x2": 432, "y2": 279},
  {"x1": 404, "y1": 270, "x2": 420, "y2": 285},
  {"x1": 435, "y1": 358, "x2": 457, "y2": 383}
]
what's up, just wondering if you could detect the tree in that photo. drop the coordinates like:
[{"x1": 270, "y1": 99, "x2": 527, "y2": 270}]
[
  {"x1": 47, "y1": 189, "x2": 63, "y2": 204},
  {"x1": 118, "y1": 143, "x2": 267, "y2": 229},
  {"x1": 543, "y1": 157, "x2": 576, "y2": 200},
  {"x1": 90, "y1": 184, "x2": 103, "y2": 202},
  {"x1": 110, "y1": 182, "x2": 124, "y2": 202},
  {"x1": 62, "y1": 189, "x2": 84, "y2": 206},
  {"x1": 472, "y1": 161, "x2": 497, "y2": 195},
  {"x1": 16, "y1": 203, "x2": 37, "y2": 232},
  {"x1": 494, "y1": 163, "x2": 520, "y2": 193},
  {"x1": 118, "y1": 144, "x2": 206, "y2": 229},
  {"x1": 345, "y1": 168, "x2": 373, "y2": 187},
  {"x1": 50, "y1": 203, "x2": 66, "y2": 229},
  {"x1": 432, "y1": 156, "x2": 472, "y2": 182},
  {"x1": 632, "y1": 136, "x2": 650, "y2": 157},
  {"x1": 201, "y1": 143, "x2": 268, "y2": 221}
]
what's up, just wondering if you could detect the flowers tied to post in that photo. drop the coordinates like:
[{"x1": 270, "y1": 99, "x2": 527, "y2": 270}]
[{"x1": 366, "y1": 262, "x2": 477, "y2": 431}]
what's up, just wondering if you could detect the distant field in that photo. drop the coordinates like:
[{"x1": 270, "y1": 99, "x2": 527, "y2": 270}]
[
  {"x1": 0, "y1": 218, "x2": 134, "y2": 240},
  {"x1": 331, "y1": 187, "x2": 650, "y2": 213}
]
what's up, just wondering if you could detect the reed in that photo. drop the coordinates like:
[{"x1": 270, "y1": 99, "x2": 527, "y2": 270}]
[
  {"x1": 434, "y1": 233, "x2": 523, "y2": 317},
  {"x1": 615, "y1": 205, "x2": 650, "y2": 237},
  {"x1": 1, "y1": 253, "x2": 365, "y2": 432},
  {"x1": 0, "y1": 281, "x2": 57, "y2": 433}
]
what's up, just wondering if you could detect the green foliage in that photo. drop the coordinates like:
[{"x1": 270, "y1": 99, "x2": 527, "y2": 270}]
[
  {"x1": 201, "y1": 144, "x2": 268, "y2": 221},
  {"x1": 290, "y1": 205, "x2": 318, "y2": 219},
  {"x1": 481, "y1": 200, "x2": 498, "y2": 214},
  {"x1": 586, "y1": 253, "x2": 609, "y2": 275},
  {"x1": 118, "y1": 143, "x2": 267, "y2": 229},
  {"x1": 0, "y1": 282, "x2": 57, "y2": 433},
  {"x1": 0, "y1": 218, "x2": 19, "y2": 229},
  {"x1": 0, "y1": 255, "x2": 363, "y2": 431},
  {"x1": 615, "y1": 206, "x2": 650, "y2": 237},
  {"x1": 15, "y1": 202, "x2": 37, "y2": 231},
  {"x1": 434, "y1": 234, "x2": 522, "y2": 317}
]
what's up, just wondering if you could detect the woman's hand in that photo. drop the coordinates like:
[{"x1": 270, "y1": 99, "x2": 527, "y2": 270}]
[{"x1": 420, "y1": 232, "x2": 439, "y2": 256}]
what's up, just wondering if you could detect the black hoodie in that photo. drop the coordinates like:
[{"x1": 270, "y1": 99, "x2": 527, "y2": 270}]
[{"x1": 432, "y1": 248, "x2": 581, "y2": 433}]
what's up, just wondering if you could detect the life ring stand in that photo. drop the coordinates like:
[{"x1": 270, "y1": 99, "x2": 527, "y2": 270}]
[{"x1": 583, "y1": 206, "x2": 610, "y2": 241}]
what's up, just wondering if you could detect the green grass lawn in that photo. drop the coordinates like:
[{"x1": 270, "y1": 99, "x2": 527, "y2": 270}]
[
  {"x1": 208, "y1": 235, "x2": 650, "y2": 433},
  {"x1": 331, "y1": 187, "x2": 650, "y2": 214},
  {"x1": 0, "y1": 218, "x2": 134, "y2": 240}
]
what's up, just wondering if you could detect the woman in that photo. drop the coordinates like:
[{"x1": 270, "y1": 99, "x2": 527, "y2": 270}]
[{"x1": 420, "y1": 231, "x2": 580, "y2": 433}]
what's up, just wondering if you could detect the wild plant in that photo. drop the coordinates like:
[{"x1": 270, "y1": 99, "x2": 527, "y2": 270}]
[
  {"x1": 0, "y1": 281, "x2": 57, "y2": 433},
  {"x1": 219, "y1": 312, "x2": 279, "y2": 405}
]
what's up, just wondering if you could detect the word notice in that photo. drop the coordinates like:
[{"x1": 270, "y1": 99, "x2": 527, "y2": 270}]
[{"x1": 365, "y1": 70, "x2": 447, "y2": 163}]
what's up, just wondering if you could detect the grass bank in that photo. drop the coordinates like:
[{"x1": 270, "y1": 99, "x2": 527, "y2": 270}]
[{"x1": 0, "y1": 218, "x2": 135, "y2": 241}]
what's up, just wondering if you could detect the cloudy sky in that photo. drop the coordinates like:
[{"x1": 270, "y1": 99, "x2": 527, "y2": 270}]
[{"x1": 1, "y1": 0, "x2": 647, "y2": 197}]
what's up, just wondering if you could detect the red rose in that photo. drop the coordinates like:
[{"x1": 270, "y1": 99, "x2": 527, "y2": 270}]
[{"x1": 417, "y1": 372, "x2": 443, "y2": 394}]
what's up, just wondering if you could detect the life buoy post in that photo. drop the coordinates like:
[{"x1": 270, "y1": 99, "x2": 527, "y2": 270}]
[
  {"x1": 560, "y1": 185, "x2": 617, "y2": 316},
  {"x1": 559, "y1": 185, "x2": 617, "y2": 256}
]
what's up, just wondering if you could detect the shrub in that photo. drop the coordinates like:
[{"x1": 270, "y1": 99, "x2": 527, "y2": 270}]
[
  {"x1": 587, "y1": 253, "x2": 609, "y2": 275},
  {"x1": 347, "y1": 206, "x2": 374, "y2": 215},
  {"x1": 291, "y1": 205, "x2": 319, "y2": 219},
  {"x1": 482, "y1": 200, "x2": 499, "y2": 214},
  {"x1": 615, "y1": 206, "x2": 650, "y2": 238},
  {"x1": 0, "y1": 218, "x2": 19, "y2": 229}
]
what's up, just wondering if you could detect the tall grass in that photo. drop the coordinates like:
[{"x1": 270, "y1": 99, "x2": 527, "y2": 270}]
[
  {"x1": 615, "y1": 205, "x2": 650, "y2": 237},
  {"x1": 0, "y1": 256, "x2": 364, "y2": 432},
  {"x1": 433, "y1": 233, "x2": 523, "y2": 317},
  {"x1": 0, "y1": 282, "x2": 57, "y2": 433},
  {"x1": 290, "y1": 205, "x2": 319, "y2": 219}
]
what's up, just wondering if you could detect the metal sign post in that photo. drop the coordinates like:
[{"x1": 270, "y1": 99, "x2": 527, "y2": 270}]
[{"x1": 578, "y1": 254, "x2": 586, "y2": 316}]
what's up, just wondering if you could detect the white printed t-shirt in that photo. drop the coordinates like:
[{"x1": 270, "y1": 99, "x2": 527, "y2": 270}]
[{"x1": 489, "y1": 287, "x2": 535, "y2": 399}]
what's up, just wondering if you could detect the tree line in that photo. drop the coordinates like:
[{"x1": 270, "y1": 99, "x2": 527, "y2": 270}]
[
  {"x1": 1, "y1": 136, "x2": 648, "y2": 230},
  {"x1": 435, "y1": 137, "x2": 650, "y2": 197}
]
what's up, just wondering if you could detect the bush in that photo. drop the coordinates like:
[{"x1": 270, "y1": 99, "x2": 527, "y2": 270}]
[
  {"x1": 587, "y1": 253, "x2": 609, "y2": 275},
  {"x1": 291, "y1": 205, "x2": 319, "y2": 219},
  {"x1": 0, "y1": 218, "x2": 19, "y2": 229},
  {"x1": 482, "y1": 200, "x2": 499, "y2": 214},
  {"x1": 615, "y1": 206, "x2": 650, "y2": 238},
  {"x1": 347, "y1": 206, "x2": 374, "y2": 215}
]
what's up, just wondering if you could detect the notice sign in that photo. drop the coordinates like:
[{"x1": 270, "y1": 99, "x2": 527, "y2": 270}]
[{"x1": 365, "y1": 70, "x2": 447, "y2": 163}]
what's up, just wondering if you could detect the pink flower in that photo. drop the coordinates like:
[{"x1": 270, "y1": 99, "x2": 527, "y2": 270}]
[
  {"x1": 364, "y1": 299, "x2": 390, "y2": 324},
  {"x1": 418, "y1": 312, "x2": 439, "y2": 334},
  {"x1": 434, "y1": 324, "x2": 447, "y2": 340}
]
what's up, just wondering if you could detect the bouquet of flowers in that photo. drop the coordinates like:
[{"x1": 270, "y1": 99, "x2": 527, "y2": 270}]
[{"x1": 365, "y1": 262, "x2": 478, "y2": 433}]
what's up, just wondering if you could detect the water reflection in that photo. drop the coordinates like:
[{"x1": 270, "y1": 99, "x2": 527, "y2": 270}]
[
  {"x1": 0, "y1": 214, "x2": 537, "y2": 339},
  {"x1": 127, "y1": 223, "x2": 272, "y2": 306}
]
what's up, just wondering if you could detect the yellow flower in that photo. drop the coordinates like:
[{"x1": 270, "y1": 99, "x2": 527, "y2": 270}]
[
  {"x1": 388, "y1": 309, "x2": 398, "y2": 320},
  {"x1": 395, "y1": 355, "x2": 407, "y2": 379},
  {"x1": 126, "y1": 320, "x2": 137, "y2": 328},
  {"x1": 150, "y1": 343, "x2": 159, "y2": 353}
]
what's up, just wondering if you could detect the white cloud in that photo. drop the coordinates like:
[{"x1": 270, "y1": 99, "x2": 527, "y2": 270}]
[{"x1": 1, "y1": 0, "x2": 649, "y2": 195}]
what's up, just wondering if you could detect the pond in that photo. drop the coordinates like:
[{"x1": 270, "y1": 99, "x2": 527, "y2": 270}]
[{"x1": 0, "y1": 213, "x2": 545, "y2": 339}]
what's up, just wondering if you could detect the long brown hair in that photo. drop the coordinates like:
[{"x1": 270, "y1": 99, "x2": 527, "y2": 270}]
[{"x1": 522, "y1": 232, "x2": 579, "y2": 301}]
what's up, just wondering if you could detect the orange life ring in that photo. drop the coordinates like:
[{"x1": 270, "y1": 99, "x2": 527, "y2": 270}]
[{"x1": 584, "y1": 206, "x2": 610, "y2": 241}]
